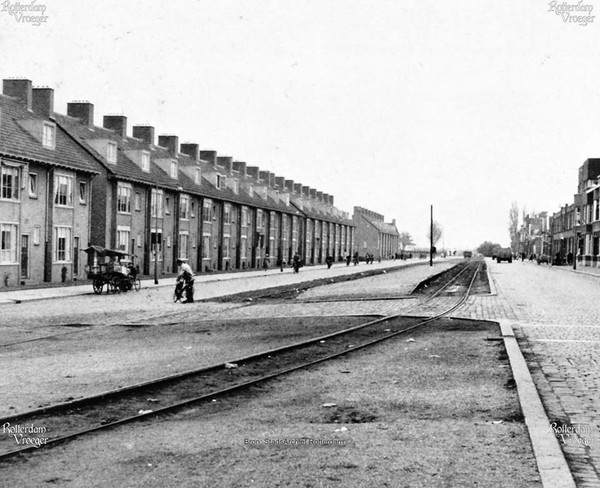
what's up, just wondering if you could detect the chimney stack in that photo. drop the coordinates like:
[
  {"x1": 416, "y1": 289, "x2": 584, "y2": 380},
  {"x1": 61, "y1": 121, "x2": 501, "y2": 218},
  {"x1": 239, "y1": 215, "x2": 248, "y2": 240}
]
[
  {"x1": 275, "y1": 176, "x2": 285, "y2": 189},
  {"x1": 32, "y1": 87, "x2": 54, "y2": 118},
  {"x1": 302, "y1": 186, "x2": 310, "y2": 198},
  {"x1": 294, "y1": 183, "x2": 303, "y2": 194},
  {"x1": 259, "y1": 170, "x2": 270, "y2": 182},
  {"x1": 232, "y1": 161, "x2": 247, "y2": 176},
  {"x1": 309, "y1": 189, "x2": 317, "y2": 199},
  {"x1": 3, "y1": 79, "x2": 32, "y2": 110},
  {"x1": 284, "y1": 180, "x2": 294, "y2": 192},
  {"x1": 329, "y1": 195, "x2": 334, "y2": 205},
  {"x1": 247, "y1": 166, "x2": 260, "y2": 180},
  {"x1": 180, "y1": 143, "x2": 199, "y2": 160},
  {"x1": 68, "y1": 102, "x2": 95, "y2": 127},
  {"x1": 217, "y1": 156, "x2": 233, "y2": 173},
  {"x1": 103, "y1": 115, "x2": 127, "y2": 138},
  {"x1": 158, "y1": 135, "x2": 179, "y2": 154},
  {"x1": 133, "y1": 125, "x2": 154, "y2": 145},
  {"x1": 316, "y1": 191, "x2": 323, "y2": 201},
  {"x1": 200, "y1": 150, "x2": 217, "y2": 167}
]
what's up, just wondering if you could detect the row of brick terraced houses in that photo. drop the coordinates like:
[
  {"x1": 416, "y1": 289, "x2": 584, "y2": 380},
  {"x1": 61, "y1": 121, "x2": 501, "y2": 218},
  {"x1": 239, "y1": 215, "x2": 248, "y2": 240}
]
[
  {"x1": 0, "y1": 78, "x2": 400, "y2": 286},
  {"x1": 519, "y1": 158, "x2": 600, "y2": 268},
  {"x1": 549, "y1": 158, "x2": 600, "y2": 268}
]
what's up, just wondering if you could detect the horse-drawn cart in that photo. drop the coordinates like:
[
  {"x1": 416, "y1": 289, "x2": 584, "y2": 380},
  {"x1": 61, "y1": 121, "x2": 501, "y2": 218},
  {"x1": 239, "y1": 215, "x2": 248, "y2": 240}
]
[{"x1": 84, "y1": 245, "x2": 141, "y2": 294}]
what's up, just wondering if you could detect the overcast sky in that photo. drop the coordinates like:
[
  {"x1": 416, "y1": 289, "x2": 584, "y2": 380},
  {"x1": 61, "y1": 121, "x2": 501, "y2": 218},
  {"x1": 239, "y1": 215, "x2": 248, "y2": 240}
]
[{"x1": 2, "y1": 0, "x2": 599, "y2": 249}]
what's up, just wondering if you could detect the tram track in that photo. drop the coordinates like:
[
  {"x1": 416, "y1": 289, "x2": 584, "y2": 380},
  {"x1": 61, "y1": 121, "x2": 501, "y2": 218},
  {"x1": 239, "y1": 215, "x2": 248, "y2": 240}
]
[{"x1": 0, "y1": 260, "x2": 482, "y2": 461}]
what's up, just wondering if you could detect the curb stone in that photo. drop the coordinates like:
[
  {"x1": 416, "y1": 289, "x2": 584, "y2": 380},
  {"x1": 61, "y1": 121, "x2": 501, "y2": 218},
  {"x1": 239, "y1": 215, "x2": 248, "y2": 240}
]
[{"x1": 500, "y1": 320, "x2": 576, "y2": 488}]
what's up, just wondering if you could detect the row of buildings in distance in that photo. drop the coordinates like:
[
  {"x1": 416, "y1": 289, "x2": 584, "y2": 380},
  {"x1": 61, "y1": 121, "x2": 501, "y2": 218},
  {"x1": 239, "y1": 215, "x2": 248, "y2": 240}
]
[
  {"x1": 0, "y1": 78, "x2": 400, "y2": 287},
  {"x1": 518, "y1": 158, "x2": 600, "y2": 269}
]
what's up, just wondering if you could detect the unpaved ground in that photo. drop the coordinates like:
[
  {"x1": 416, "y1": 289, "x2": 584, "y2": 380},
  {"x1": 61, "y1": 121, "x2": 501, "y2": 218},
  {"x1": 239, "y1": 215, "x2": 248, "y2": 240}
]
[
  {"x1": 1, "y1": 318, "x2": 541, "y2": 487},
  {"x1": 0, "y1": 316, "x2": 374, "y2": 417}
]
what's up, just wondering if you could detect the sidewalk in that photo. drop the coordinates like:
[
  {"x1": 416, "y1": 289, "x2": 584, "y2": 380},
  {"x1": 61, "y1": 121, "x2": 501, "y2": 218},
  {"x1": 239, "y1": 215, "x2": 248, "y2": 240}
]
[{"x1": 0, "y1": 258, "x2": 452, "y2": 305}]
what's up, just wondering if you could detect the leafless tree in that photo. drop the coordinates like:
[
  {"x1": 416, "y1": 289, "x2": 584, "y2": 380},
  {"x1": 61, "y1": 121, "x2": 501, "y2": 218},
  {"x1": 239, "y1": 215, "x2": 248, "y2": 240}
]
[
  {"x1": 426, "y1": 221, "x2": 444, "y2": 247},
  {"x1": 509, "y1": 202, "x2": 520, "y2": 253},
  {"x1": 399, "y1": 232, "x2": 415, "y2": 250}
]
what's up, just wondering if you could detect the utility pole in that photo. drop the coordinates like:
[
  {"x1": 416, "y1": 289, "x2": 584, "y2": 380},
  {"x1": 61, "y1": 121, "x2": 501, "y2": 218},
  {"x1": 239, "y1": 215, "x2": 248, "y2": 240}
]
[{"x1": 430, "y1": 205, "x2": 433, "y2": 267}]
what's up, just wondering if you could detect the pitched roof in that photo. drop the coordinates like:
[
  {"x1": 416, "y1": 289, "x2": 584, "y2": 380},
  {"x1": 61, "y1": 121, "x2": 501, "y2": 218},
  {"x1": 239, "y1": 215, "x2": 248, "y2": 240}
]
[
  {"x1": 361, "y1": 215, "x2": 399, "y2": 235},
  {"x1": 0, "y1": 94, "x2": 100, "y2": 174}
]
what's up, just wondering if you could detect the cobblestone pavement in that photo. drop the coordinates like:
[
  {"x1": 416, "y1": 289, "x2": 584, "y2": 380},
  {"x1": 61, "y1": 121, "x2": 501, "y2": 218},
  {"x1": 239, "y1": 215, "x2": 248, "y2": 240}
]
[{"x1": 453, "y1": 259, "x2": 600, "y2": 488}]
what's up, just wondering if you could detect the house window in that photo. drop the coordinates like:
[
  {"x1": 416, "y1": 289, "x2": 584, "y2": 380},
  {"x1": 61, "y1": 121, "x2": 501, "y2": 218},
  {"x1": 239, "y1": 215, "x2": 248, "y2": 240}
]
[
  {"x1": 1, "y1": 164, "x2": 20, "y2": 200},
  {"x1": 240, "y1": 237, "x2": 247, "y2": 259},
  {"x1": 216, "y1": 174, "x2": 225, "y2": 189},
  {"x1": 33, "y1": 225, "x2": 40, "y2": 245},
  {"x1": 224, "y1": 204, "x2": 231, "y2": 224},
  {"x1": 165, "y1": 197, "x2": 170, "y2": 215},
  {"x1": 223, "y1": 236, "x2": 230, "y2": 259},
  {"x1": 107, "y1": 142, "x2": 117, "y2": 163},
  {"x1": 202, "y1": 235, "x2": 210, "y2": 259},
  {"x1": 241, "y1": 208, "x2": 248, "y2": 233},
  {"x1": 1, "y1": 223, "x2": 18, "y2": 263},
  {"x1": 203, "y1": 200, "x2": 212, "y2": 223},
  {"x1": 195, "y1": 168, "x2": 201, "y2": 185},
  {"x1": 179, "y1": 233, "x2": 189, "y2": 259},
  {"x1": 232, "y1": 179, "x2": 239, "y2": 194},
  {"x1": 180, "y1": 195, "x2": 190, "y2": 220},
  {"x1": 190, "y1": 201, "x2": 196, "y2": 218},
  {"x1": 257, "y1": 210, "x2": 263, "y2": 228},
  {"x1": 79, "y1": 182, "x2": 87, "y2": 204},
  {"x1": 54, "y1": 174, "x2": 73, "y2": 206},
  {"x1": 141, "y1": 152, "x2": 150, "y2": 172},
  {"x1": 135, "y1": 192, "x2": 141, "y2": 211},
  {"x1": 170, "y1": 161, "x2": 177, "y2": 179},
  {"x1": 137, "y1": 233, "x2": 142, "y2": 247},
  {"x1": 29, "y1": 173, "x2": 38, "y2": 198},
  {"x1": 42, "y1": 122, "x2": 56, "y2": 149},
  {"x1": 151, "y1": 189, "x2": 163, "y2": 218},
  {"x1": 117, "y1": 227, "x2": 130, "y2": 253},
  {"x1": 117, "y1": 183, "x2": 131, "y2": 213},
  {"x1": 54, "y1": 226, "x2": 72, "y2": 262}
]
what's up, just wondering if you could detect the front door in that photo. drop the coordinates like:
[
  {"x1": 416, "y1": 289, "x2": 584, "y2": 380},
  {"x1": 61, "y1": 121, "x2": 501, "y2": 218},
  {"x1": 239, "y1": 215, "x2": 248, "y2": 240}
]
[
  {"x1": 20, "y1": 235, "x2": 29, "y2": 279},
  {"x1": 73, "y1": 236, "x2": 80, "y2": 276}
]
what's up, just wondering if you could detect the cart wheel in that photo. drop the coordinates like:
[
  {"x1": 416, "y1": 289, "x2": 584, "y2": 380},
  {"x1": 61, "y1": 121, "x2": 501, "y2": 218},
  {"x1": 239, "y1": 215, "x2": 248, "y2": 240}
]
[
  {"x1": 133, "y1": 277, "x2": 141, "y2": 292},
  {"x1": 111, "y1": 277, "x2": 121, "y2": 294},
  {"x1": 93, "y1": 279, "x2": 103, "y2": 294}
]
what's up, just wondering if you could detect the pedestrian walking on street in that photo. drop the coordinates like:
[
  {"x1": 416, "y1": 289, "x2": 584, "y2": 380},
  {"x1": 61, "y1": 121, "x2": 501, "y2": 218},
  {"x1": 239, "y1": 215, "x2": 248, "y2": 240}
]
[
  {"x1": 353, "y1": 252, "x2": 359, "y2": 265},
  {"x1": 263, "y1": 254, "x2": 270, "y2": 272},
  {"x1": 292, "y1": 252, "x2": 301, "y2": 273},
  {"x1": 325, "y1": 254, "x2": 334, "y2": 269}
]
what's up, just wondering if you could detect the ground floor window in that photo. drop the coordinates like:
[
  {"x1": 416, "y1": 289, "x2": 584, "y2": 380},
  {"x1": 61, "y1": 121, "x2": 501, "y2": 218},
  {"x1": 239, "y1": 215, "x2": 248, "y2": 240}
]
[
  {"x1": 54, "y1": 226, "x2": 72, "y2": 262},
  {"x1": 117, "y1": 228, "x2": 130, "y2": 253},
  {"x1": 202, "y1": 235, "x2": 210, "y2": 259},
  {"x1": 240, "y1": 237, "x2": 247, "y2": 259},
  {"x1": 1, "y1": 223, "x2": 18, "y2": 263},
  {"x1": 223, "y1": 236, "x2": 230, "y2": 259},
  {"x1": 179, "y1": 233, "x2": 189, "y2": 260}
]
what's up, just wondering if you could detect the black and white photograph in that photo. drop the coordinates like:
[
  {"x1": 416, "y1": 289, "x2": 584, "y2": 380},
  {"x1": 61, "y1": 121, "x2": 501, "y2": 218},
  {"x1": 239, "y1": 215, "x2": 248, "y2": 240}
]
[{"x1": 1, "y1": 1, "x2": 599, "y2": 486}]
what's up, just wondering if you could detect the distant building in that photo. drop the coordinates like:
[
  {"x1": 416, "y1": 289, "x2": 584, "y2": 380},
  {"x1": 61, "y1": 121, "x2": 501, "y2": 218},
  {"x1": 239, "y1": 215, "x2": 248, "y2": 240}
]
[
  {"x1": 574, "y1": 158, "x2": 600, "y2": 267},
  {"x1": 550, "y1": 204, "x2": 576, "y2": 265},
  {"x1": 352, "y1": 207, "x2": 399, "y2": 259},
  {"x1": 519, "y1": 212, "x2": 550, "y2": 257}
]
